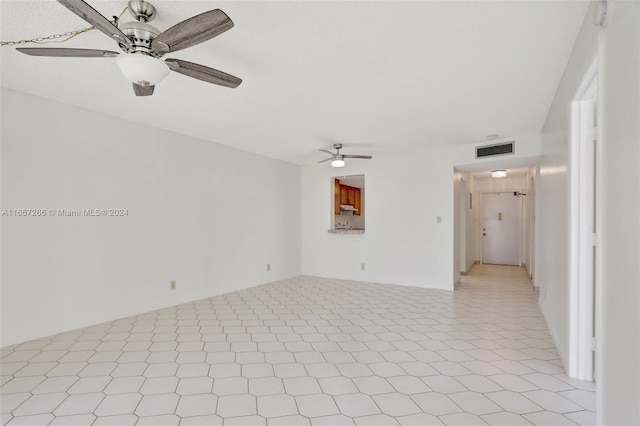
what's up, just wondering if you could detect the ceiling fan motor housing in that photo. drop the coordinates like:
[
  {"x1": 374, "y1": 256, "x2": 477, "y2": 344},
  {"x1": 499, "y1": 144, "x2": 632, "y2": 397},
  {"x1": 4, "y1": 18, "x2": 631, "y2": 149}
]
[
  {"x1": 119, "y1": 21, "x2": 163, "y2": 55},
  {"x1": 116, "y1": 1, "x2": 170, "y2": 57}
]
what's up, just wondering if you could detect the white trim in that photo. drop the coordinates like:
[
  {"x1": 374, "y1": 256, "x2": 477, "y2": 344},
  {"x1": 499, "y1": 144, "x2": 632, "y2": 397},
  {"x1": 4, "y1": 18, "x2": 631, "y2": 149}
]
[
  {"x1": 459, "y1": 177, "x2": 468, "y2": 273},
  {"x1": 529, "y1": 173, "x2": 536, "y2": 282},
  {"x1": 519, "y1": 190, "x2": 524, "y2": 268},
  {"x1": 540, "y1": 299, "x2": 568, "y2": 371},
  {"x1": 568, "y1": 58, "x2": 597, "y2": 381},
  {"x1": 454, "y1": 278, "x2": 461, "y2": 289}
]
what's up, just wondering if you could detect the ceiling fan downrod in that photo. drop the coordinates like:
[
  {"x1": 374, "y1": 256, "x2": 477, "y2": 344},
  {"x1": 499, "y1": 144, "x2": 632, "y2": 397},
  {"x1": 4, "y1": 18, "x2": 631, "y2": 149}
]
[{"x1": 128, "y1": 0, "x2": 156, "y2": 22}]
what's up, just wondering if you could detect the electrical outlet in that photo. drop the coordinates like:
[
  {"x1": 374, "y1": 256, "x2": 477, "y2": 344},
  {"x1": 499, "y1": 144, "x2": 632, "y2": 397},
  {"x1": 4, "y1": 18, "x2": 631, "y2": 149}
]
[
  {"x1": 266, "y1": 264, "x2": 271, "y2": 271},
  {"x1": 437, "y1": 216, "x2": 442, "y2": 223},
  {"x1": 361, "y1": 263, "x2": 366, "y2": 270},
  {"x1": 170, "y1": 280, "x2": 176, "y2": 290}
]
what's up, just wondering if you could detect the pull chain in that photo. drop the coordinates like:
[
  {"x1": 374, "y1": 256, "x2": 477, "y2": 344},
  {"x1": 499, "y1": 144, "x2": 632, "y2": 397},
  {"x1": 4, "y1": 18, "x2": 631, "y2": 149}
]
[
  {"x1": 0, "y1": 26, "x2": 94, "y2": 46},
  {"x1": 0, "y1": 7, "x2": 128, "y2": 47}
]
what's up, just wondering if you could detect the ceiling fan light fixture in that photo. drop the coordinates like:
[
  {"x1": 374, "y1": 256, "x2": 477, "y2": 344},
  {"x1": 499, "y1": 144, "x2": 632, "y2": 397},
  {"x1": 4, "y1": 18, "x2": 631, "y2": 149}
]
[
  {"x1": 491, "y1": 169, "x2": 507, "y2": 178},
  {"x1": 116, "y1": 54, "x2": 169, "y2": 86},
  {"x1": 331, "y1": 158, "x2": 345, "y2": 168}
]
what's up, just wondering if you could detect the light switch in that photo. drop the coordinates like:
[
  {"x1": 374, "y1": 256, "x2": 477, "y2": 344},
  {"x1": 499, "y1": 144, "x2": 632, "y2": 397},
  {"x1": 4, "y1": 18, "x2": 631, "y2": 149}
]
[
  {"x1": 498, "y1": 212, "x2": 502, "y2": 220},
  {"x1": 437, "y1": 216, "x2": 441, "y2": 223}
]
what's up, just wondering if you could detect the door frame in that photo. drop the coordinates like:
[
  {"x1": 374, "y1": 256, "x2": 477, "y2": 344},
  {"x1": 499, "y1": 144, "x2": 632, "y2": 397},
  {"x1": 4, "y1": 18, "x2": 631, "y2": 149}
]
[
  {"x1": 568, "y1": 58, "x2": 597, "y2": 381},
  {"x1": 459, "y1": 177, "x2": 468, "y2": 273},
  {"x1": 479, "y1": 191, "x2": 524, "y2": 266},
  {"x1": 529, "y1": 174, "x2": 536, "y2": 281}
]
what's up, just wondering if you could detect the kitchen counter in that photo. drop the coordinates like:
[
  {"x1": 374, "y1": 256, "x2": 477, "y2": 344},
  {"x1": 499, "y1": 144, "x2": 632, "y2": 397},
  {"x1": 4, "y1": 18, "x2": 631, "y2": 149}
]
[{"x1": 328, "y1": 229, "x2": 365, "y2": 234}]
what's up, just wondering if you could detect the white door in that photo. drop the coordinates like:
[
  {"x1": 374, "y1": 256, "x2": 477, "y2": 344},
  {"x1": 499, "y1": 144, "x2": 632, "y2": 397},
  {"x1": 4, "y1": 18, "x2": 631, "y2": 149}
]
[{"x1": 481, "y1": 192, "x2": 521, "y2": 265}]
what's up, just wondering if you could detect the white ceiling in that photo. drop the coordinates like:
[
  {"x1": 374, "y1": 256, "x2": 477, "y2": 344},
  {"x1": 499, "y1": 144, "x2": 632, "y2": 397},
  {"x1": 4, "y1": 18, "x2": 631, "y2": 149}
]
[{"x1": 0, "y1": 1, "x2": 589, "y2": 165}]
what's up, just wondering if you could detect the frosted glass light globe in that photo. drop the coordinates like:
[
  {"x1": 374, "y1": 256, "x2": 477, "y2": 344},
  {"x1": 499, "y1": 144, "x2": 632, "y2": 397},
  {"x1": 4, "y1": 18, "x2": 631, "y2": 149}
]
[{"x1": 117, "y1": 54, "x2": 169, "y2": 86}]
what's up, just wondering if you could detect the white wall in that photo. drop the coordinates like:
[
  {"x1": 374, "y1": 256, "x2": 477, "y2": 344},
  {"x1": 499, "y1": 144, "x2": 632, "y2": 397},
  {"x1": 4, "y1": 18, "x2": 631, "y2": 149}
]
[
  {"x1": 538, "y1": 2, "x2": 640, "y2": 423},
  {"x1": 473, "y1": 174, "x2": 529, "y2": 193},
  {"x1": 524, "y1": 168, "x2": 535, "y2": 276},
  {"x1": 536, "y1": 5, "x2": 598, "y2": 371},
  {"x1": 597, "y1": 2, "x2": 640, "y2": 424},
  {"x1": 453, "y1": 171, "x2": 463, "y2": 283},
  {"x1": 528, "y1": 169, "x2": 537, "y2": 281},
  {"x1": 454, "y1": 172, "x2": 478, "y2": 278},
  {"x1": 0, "y1": 89, "x2": 302, "y2": 347},
  {"x1": 301, "y1": 134, "x2": 541, "y2": 291},
  {"x1": 455, "y1": 173, "x2": 475, "y2": 276},
  {"x1": 464, "y1": 175, "x2": 476, "y2": 273}
]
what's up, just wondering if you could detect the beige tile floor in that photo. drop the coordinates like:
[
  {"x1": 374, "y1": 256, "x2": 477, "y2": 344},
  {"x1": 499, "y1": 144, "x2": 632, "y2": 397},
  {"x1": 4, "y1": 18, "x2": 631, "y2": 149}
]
[{"x1": 0, "y1": 265, "x2": 595, "y2": 425}]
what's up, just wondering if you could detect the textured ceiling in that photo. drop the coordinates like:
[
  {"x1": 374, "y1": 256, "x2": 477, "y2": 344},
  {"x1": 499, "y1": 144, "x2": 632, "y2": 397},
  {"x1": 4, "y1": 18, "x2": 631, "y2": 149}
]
[{"x1": 0, "y1": 1, "x2": 589, "y2": 164}]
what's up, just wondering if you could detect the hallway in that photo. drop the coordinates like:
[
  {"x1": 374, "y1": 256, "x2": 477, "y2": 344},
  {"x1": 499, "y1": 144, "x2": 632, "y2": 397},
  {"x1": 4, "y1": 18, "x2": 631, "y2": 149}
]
[{"x1": 1, "y1": 267, "x2": 595, "y2": 425}]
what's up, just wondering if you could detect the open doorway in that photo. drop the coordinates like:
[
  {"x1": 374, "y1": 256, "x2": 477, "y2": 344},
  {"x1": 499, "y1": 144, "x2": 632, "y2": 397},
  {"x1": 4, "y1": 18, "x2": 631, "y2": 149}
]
[{"x1": 453, "y1": 164, "x2": 537, "y2": 286}]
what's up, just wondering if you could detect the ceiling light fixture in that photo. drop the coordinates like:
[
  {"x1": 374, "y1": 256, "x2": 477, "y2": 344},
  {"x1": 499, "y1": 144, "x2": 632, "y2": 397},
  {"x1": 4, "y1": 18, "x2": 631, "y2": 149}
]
[
  {"x1": 116, "y1": 54, "x2": 170, "y2": 86},
  {"x1": 320, "y1": 144, "x2": 373, "y2": 167},
  {"x1": 491, "y1": 170, "x2": 507, "y2": 178},
  {"x1": 331, "y1": 157, "x2": 345, "y2": 168}
]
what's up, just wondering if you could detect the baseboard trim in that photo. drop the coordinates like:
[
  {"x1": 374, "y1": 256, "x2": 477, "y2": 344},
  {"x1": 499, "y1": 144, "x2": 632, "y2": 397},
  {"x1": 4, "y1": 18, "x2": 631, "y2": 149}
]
[{"x1": 539, "y1": 299, "x2": 568, "y2": 371}]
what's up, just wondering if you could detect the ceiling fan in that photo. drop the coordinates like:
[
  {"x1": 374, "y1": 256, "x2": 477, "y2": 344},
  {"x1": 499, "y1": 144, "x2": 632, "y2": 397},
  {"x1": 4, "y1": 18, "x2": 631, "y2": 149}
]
[
  {"x1": 15, "y1": 0, "x2": 242, "y2": 96},
  {"x1": 319, "y1": 144, "x2": 373, "y2": 168}
]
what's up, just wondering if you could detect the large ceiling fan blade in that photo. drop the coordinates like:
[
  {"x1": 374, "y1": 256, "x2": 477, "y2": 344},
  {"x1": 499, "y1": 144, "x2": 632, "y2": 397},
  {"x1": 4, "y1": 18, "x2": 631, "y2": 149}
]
[
  {"x1": 152, "y1": 9, "x2": 233, "y2": 53},
  {"x1": 16, "y1": 47, "x2": 119, "y2": 58},
  {"x1": 319, "y1": 149, "x2": 335, "y2": 156},
  {"x1": 133, "y1": 83, "x2": 154, "y2": 96},
  {"x1": 57, "y1": 0, "x2": 132, "y2": 49},
  {"x1": 318, "y1": 158, "x2": 333, "y2": 163},
  {"x1": 165, "y1": 58, "x2": 242, "y2": 88},
  {"x1": 343, "y1": 155, "x2": 373, "y2": 159}
]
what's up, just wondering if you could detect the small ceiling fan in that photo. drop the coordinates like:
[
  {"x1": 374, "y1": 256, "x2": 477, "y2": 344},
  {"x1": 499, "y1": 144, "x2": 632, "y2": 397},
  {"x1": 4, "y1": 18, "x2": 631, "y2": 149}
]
[
  {"x1": 15, "y1": 0, "x2": 242, "y2": 96},
  {"x1": 319, "y1": 144, "x2": 373, "y2": 168}
]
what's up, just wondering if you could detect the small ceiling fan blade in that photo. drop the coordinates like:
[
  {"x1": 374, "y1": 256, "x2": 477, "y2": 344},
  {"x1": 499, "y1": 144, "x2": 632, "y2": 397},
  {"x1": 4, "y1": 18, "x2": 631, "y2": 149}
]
[
  {"x1": 133, "y1": 83, "x2": 154, "y2": 96},
  {"x1": 343, "y1": 155, "x2": 373, "y2": 159},
  {"x1": 57, "y1": 0, "x2": 132, "y2": 49},
  {"x1": 318, "y1": 158, "x2": 333, "y2": 163},
  {"x1": 165, "y1": 58, "x2": 242, "y2": 88},
  {"x1": 319, "y1": 149, "x2": 335, "y2": 156},
  {"x1": 152, "y1": 9, "x2": 233, "y2": 53},
  {"x1": 16, "y1": 47, "x2": 119, "y2": 58}
]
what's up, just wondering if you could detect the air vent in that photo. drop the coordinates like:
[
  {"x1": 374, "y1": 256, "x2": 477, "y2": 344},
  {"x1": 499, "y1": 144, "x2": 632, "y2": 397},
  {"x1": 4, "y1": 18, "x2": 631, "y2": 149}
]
[{"x1": 476, "y1": 142, "x2": 515, "y2": 158}]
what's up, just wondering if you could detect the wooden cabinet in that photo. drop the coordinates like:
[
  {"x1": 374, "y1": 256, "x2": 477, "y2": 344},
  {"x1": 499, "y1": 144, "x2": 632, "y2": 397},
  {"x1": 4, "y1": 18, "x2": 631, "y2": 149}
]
[
  {"x1": 348, "y1": 188, "x2": 356, "y2": 205},
  {"x1": 340, "y1": 187, "x2": 349, "y2": 205},
  {"x1": 336, "y1": 182, "x2": 361, "y2": 216}
]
